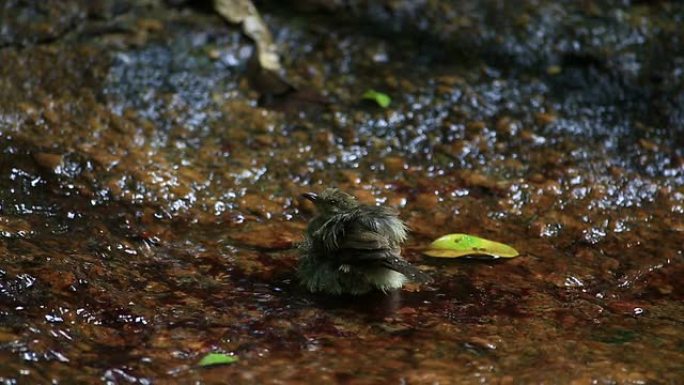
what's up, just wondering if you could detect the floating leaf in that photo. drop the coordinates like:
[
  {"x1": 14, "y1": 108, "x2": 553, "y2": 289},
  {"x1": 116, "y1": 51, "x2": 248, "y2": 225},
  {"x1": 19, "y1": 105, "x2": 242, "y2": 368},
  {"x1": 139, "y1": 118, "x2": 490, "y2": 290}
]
[
  {"x1": 198, "y1": 353, "x2": 239, "y2": 367},
  {"x1": 423, "y1": 233, "x2": 519, "y2": 258},
  {"x1": 362, "y1": 89, "x2": 391, "y2": 108}
]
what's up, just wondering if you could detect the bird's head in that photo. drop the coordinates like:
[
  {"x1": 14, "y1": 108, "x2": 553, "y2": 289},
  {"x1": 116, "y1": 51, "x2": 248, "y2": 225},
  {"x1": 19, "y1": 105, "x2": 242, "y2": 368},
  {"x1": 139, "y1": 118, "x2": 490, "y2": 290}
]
[{"x1": 302, "y1": 188, "x2": 359, "y2": 215}]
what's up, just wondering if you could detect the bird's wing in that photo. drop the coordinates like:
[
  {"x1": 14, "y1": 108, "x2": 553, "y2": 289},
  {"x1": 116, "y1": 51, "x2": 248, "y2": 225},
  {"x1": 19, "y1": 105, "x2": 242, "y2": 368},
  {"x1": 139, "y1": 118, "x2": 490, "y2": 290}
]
[
  {"x1": 338, "y1": 228, "x2": 391, "y2": 251},
  {"x1": 312, "y1": 206, "x2": 402, "y2": 251},
  {"x1": 337, "y1": 229, "x2": 432, "y2": 283},
  {"x1": 312, "y1": 212, "x2": 357, "y2": 251}
]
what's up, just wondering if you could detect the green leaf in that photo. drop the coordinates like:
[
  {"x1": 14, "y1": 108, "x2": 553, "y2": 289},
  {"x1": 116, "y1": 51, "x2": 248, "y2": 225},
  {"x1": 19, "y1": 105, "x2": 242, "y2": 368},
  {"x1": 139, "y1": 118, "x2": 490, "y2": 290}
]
[
  {"x1": 362, "y1": 89, "x2": 391, "y2": 108},
  {"x1": 423, "y1": 233, "x2": 519, "y2": 258},
  {"x1": 198, "y1": 353, "x2": 239, "y2": 367}
]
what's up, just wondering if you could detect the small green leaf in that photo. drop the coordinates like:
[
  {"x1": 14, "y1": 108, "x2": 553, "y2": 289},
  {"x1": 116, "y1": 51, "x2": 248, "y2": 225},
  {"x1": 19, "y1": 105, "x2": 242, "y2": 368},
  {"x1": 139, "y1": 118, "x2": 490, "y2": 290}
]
[
  {"x1": 198, "y1": 353, "x2": 239, "y2": 367},
  {"x1": 362, "y1": 89, "x2": 391, "y2": 108},
  {"x1": 423, "y1": 233, "x2": 519, "y2": 258}
]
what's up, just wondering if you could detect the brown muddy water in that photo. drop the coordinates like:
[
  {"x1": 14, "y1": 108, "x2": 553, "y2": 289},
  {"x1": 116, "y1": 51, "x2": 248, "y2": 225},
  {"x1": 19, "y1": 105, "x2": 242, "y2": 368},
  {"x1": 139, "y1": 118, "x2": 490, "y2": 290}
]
[{"x1": 0, "y1": 1, "x2": 683, "y2": 384}]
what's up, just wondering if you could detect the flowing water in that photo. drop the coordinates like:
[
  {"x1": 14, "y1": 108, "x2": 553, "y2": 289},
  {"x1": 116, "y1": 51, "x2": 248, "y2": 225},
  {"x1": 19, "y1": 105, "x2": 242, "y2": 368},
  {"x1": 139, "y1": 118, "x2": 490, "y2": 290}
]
[{"x1": 0, "y1": 1, "x2": 682, "y2": 383}]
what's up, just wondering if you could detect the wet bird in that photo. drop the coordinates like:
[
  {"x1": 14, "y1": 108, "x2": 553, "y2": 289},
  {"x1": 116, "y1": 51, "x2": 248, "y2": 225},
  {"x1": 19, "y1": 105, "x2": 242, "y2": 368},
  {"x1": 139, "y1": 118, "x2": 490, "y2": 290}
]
[{"x1": 298, "y1": 188, "x2": 431, "y2": 295}]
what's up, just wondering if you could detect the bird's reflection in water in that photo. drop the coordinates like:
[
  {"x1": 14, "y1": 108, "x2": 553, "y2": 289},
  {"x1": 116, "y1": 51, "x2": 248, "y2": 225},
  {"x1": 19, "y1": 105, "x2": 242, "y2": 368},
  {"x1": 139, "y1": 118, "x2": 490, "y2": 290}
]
[{"x1": 310, "y1": 289, "x2": 403, "y2": 321}]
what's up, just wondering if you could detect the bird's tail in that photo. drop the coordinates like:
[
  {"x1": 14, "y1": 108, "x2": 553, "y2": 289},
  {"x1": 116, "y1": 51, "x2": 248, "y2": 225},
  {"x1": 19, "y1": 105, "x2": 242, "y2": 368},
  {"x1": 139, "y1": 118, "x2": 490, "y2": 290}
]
[{"x1": 382, "y1": 256, "x2": 433, "y2": 283}]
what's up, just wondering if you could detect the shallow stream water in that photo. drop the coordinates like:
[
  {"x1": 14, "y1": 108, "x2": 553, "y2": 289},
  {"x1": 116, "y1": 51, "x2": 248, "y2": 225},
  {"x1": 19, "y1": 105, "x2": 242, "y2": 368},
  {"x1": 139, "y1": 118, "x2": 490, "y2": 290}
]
[{"x1": 0, "y1": 1, "x2": 682, "y2": 383}]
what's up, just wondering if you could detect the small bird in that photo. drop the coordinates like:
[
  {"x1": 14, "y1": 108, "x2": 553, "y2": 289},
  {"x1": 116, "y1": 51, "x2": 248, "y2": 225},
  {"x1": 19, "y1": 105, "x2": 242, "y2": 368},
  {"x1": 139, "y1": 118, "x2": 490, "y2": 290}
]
[{"x1": 298, "y1": 188, "x2": 431, "y2": 295}]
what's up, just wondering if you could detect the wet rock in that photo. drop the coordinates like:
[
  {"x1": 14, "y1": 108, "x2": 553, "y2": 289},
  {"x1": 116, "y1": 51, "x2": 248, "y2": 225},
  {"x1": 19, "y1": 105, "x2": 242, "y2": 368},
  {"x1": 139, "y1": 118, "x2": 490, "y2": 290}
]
[
  {"x1": 534, "y1": 112, "x2": 557, "y2": 126},
  {"x1": 413, "y1": 192, "x2": 439, "y2": 211},
  {"x1": 0, "y1": 0, "x2": 682, "y2": 383},
  {"x1": 383, "y1": 156, "x2": 406, "y2": 173},
  {"x1": 0, "y1": 1, "x2": 82, "y2": 46},
  {"x1": 32, "y1": 152, "x2": 64, "y2": 173},
  {"x1": 0, "y1": 216, "x2": 32, "y2": 238},
  {"x1": 460, "y1": 170, "x2": 506, "y2": 192},
  {"x1": 464, "y1": 336, "x2": 498, "y2": 352},
  {"x1": 229, "y1": 222, "x2": 304, "y2": 250},
  {"x1": 35, "y1": 269, "x2": 76, "y2": 292},
  {"x1": 238, "y1": 193, "x2": 286, "y2": 218}
]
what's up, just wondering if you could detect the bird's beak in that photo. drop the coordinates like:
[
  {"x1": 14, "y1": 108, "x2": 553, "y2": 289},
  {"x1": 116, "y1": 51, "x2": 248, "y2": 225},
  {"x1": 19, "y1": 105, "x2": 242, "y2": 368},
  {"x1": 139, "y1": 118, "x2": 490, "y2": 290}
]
[{"x1": 302, "y1": 192, "x2": 318, "y2": 202}]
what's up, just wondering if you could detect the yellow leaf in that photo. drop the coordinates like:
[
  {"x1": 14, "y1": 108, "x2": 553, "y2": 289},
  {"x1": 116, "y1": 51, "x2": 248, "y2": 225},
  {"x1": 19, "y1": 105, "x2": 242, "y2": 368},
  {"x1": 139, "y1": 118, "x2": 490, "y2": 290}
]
[
  {"x1": 423, "y1": 233, "x2": 519, "y2": 259},
  {"x1": 198, "y1": 353, "x2": 238, "y2": 367}
]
